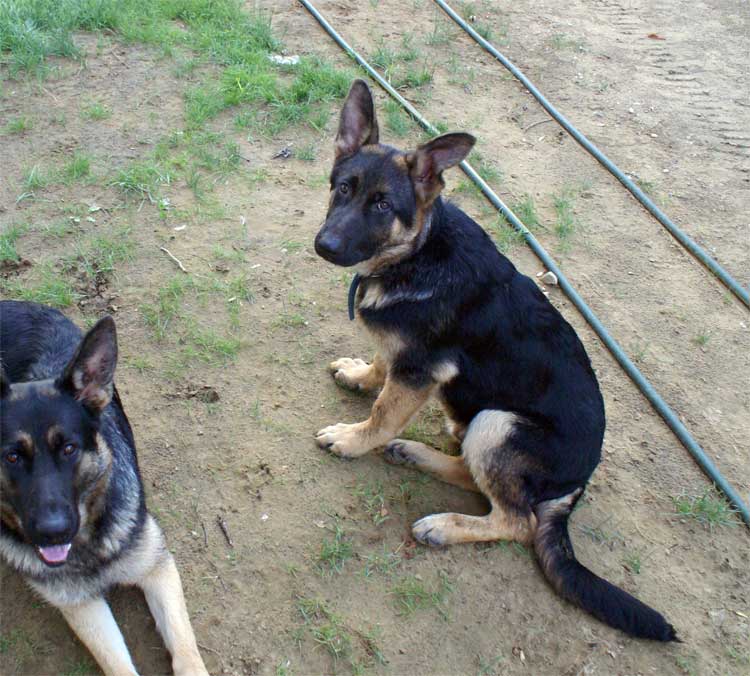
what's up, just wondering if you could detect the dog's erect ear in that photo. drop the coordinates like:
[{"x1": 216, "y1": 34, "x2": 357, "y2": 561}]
[
  {"x1": 59, "y1": 316, "x2": 118, "y2": 412},
  {"x1": 407, "y1": 133, "x2": 476, "y2": 204},
  {"x1": 335, "y1": 79, "x2": 379, "y2": 159}
]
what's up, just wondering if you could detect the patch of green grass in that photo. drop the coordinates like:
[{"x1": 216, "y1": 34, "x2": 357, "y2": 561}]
[
  {"x1": 672, "y1": 487, "x2": 737, "y2": 530},
  {"x1": 635, "y1": 177, "x2": 656, "y2": 195},
  {"x1": 124, "y1": 355, "x2": 154, "y2": 373},
  {"x1": 389, "y1": 571, "x2": 454, "y2": 619},
  {"x1": 61, "y1": 657, "x2": 98, "y2": 676},
  {"x1": 511, "y1": 194, "x2": 539, "y2": 229},
  {"x1": 181, "y1": 324, "x2": 241, "y2": 365},
  {"x1": 384, "y1": 99, "x2": 411, "y2": 137},
  {"x1": 692, "y1": 331, "x2": 711, "y2": 347},
  {"x1": 487, "y1": 214, "x2": 525, "y2": 254},
  {"x1": 553, "y1": 187, "x2": 578, "y2": 244},
  {"x1": 70, "y1": 229, "x2": 135, "y2": 281},
  {"x1": 393, "y1": 65, "x2": 432, "y2": 90},
  {"x1": 296, "y1": 143, "x2": 317, "y2": 161},
  {"x1": 316, "y1": 521, "x2": 354, "y2": 576},
  {"x1": 141, "y1": 276, "x2": 190, "y2": 340},
  {"x1": 0, "y1": 223, "x2": 28, "y2": 262},
  {"x1": 2, "y1": 116, "x2": 32, "y2": 134},
  {"x1": 1, "y1": 265, "x2": 77, "y2": 308},
  {"x1": 425, "y1": 12, "x2": 452, "y2": 46},
  {"x1": 22, "y1": 164, "x2": 48, "y2": 192},
  {"x1": 399, "y1": 33, "x2": 419, "y2": 62},
  {"x1": 61, "y1": 151, "x2": 92, "y2": 182},
  {"x1": 372, "y1": 39, "x2": 397, "y2": 71},
  {"x1": 550, "y1": 33, "x2": 586, "y2": 51},
  {"x1": 354, "y1": 480, "x2": 390, "y2": 526},
  {"x1": 112, "y1": 161, "x2": 171, "y2": 201},
  {"x1": 363, "y1": 547, "x2": 401, "y2": 578},
  {"x1": 296, "y1": 597, "x2": 385, "y2": 673},
  {"x1": 674, "y1": 653, "x2": 698, "y2": 676},
  {"x1": 476, "y1": 654, "x2": 505, "y2": 676},
  {"x1": 622, "y1": 551, "x2": 641, "y2": 574},
  {"x1": 275, "y1": 312, "x2": 307, "y2": 329},
  {"x1": 81, "y1": 101, "x2": 111, "y2": 120}
]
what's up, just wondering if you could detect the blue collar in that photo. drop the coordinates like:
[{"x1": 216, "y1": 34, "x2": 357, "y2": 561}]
[{"x1": 347, "y1": 273, "x2": 361, "y2": 321}]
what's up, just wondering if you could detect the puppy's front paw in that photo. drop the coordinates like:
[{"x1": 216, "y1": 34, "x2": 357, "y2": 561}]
[
  {"x1": 315, "y1": 422, "x2": 371, "y2": 458},
  {"x1": 382, "y1": 439, "x2": 416, "y2": 466},
  {"x1": 412, "y1": 514, "x2": 452, "y2": 547},
  {"x1": 329, "y1": 357, "x2": 374, "y2": 391}
]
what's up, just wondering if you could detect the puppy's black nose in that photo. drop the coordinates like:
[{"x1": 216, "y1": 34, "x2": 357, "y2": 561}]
[{"x1": 315, "y1": 231, "x2": 342, "y2": 260}]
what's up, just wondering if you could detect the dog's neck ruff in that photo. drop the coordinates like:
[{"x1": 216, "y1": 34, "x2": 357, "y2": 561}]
[{"x1": 347, "y1": 211, "x2": 434, "y2": 321}]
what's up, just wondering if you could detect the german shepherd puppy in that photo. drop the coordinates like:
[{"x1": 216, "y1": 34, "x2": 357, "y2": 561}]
[
  {"x1": 314, "y1": 80, "x2": 676, "y2": 641},
  {"x1": 0, "y1": 301, "x2": 208, "y2": 675}
]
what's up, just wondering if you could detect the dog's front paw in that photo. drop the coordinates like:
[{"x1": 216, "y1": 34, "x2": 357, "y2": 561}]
[
  {"x1": 315, "y1": 422, "x2": 371, "y2": 458},
  {"x1": 412, "y1": 514, "x2": 452, "y2": 547},
  {"x1": 329, "y1": 357, "x2": 374, "y2": 391},
  {"x1": 382, "y1": 439, "x2": 417, "y2": 466}
]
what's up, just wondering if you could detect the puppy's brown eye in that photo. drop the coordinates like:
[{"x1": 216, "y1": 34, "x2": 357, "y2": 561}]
[
  {"x1": 377, "y1": 200, "x2": 391, "y2": 212},
  {"x1": 339, "y1": 182, "x2": 349, "y2": 195},
  {"x1": 62, "y1": 443, "x2": 77, "y2": 457},
  {"x1": 4, "y1": 452, "x2": 19, "y2": 465}
]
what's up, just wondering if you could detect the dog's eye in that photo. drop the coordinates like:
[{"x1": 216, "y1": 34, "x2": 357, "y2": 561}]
[
  {"x1": 338, "y1": 182, "x2": 349, "y2": 195},
  {"x1": 62, "y1": 443, "x2": 78, "y2": 457},
  {"x1": 376, "y1": 200, "x2": 391, "y2": 212},
  {"x1": 3, "y1": 451, "x2": 19, "y2": 465}
]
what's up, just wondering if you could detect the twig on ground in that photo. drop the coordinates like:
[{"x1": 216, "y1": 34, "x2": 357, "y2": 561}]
[
  {"x1": 523, "y1": 118, "x2": 554, "y2": 132},
  {"x1": 159, "y1": 246, "x2": 188, "y2": 273},
  {"x1": 216, "y1": 514, "x2": 234, "y2": 547}
]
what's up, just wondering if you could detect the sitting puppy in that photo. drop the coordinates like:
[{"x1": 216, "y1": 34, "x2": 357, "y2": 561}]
[
  {"x1": 0, "y1": 300, "x2": 208, "y2": 675},
  {"x1": 314, "y1": 80, "x2": 676, "y2": 641}
]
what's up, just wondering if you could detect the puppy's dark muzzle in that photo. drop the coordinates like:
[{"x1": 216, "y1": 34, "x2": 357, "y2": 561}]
[{"x1": 314, "y1": 229, "x2": 344, "y2": 264}]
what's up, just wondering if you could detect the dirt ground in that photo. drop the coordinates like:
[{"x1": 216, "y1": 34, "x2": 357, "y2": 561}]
[{"x1": 1, "y1": 0, "x2": 749, "y2": 674}]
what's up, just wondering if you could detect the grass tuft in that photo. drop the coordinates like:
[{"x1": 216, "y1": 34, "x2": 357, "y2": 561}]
[
  {"x1": 389, "y1": 571, "x2": 454, "y2": 619},
  {"x1": 672, "y1": 487, "x2": 737, "y2": 530},
  {"x1": 0, "y1": 223, "x2": 28, "y2": 262},
  {"x1": 316, "y1": 521, "x2": 353, "y2": 576}
]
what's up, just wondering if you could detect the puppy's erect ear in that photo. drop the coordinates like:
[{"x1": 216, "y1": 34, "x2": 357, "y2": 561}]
[
  {"x1": 335, "y1": 79, "x2": 379, "y2": 159},
  {"x1": 407, "y1": 132, "x2": 476, "y2": 205},
  {"x1": 59, "y1": 316, "x2": 118, "y2": 413}
]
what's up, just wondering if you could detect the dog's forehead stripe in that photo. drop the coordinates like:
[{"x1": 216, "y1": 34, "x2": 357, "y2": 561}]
[{"x1": 46, "y1": 425, "x2": 63, "y2": 447}]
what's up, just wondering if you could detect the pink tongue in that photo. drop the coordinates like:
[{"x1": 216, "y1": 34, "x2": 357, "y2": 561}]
[{"x1": 38, "y1": 544, "x2": 71, "y2": 564}]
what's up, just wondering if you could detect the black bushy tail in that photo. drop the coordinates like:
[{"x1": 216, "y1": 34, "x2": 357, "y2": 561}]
[{"x1": 533, "y1": 494, "x2": 678, "y2": 642}]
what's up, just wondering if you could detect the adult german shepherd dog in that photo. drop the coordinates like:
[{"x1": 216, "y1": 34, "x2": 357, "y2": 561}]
[
  {"x1": 314, "y1": 80, "x2": 676, "y2": 641},
  {"x1": 0, "y1": 301, "x2": 208, "y2": 675}
]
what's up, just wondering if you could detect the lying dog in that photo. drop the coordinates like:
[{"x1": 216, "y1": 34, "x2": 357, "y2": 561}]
[
  {"x1": 0, "y1": 300, "x2": 208, "y2": 675},
  {"x1": 314, "y1": 80, "x2": 676, "y2": 641}
]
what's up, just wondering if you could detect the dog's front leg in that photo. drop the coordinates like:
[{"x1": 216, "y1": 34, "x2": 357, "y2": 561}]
[
  {"x1": 139, "y1": 552, "x2": 209, "y2": 676},
  {"x1": 59, "y1": 597, "x2": 138, "y2": 676},
  {"x1": 316, "y1": 376, "x2": 433, "y2": 458}
]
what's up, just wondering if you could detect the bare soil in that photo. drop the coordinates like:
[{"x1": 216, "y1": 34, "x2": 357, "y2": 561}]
[{"x1": 1, "y1": 1, "x2": 748, "y2": 675}]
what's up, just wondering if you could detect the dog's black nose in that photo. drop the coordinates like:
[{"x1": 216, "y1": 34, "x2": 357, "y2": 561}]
[
  {"x1": 314, "y1": 231, "x2": 342, "y2": 260},
  {"x1": 35, "y1": 508, "x2": 75, "y2": 544}
]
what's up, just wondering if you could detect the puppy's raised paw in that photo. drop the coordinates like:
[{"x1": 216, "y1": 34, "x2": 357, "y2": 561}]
[{"x1": 412, "y1": 514, "x2": 452, "y2": 547}]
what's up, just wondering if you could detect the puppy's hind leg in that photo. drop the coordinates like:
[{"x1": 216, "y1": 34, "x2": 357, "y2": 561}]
[
  {"x1": 412, "y1": 409, "x2": 537, "y2": 547},
  {"x1": 139, "y1": 551, "x2": 209, "y2": 676},
  {"x1": 383, "y1": 439, "x2": 479, "y2": 492},
  {"x1": 59, "y1": 597, "x2": 137, "y2": 676}
]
